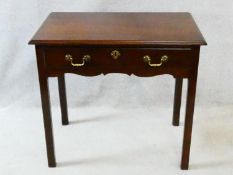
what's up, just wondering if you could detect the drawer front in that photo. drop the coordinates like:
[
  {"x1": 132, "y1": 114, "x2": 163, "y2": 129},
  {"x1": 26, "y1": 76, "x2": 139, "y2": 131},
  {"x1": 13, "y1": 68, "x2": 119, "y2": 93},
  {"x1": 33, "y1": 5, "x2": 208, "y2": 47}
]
[
  {"x1": 130, "y1": 48, "x2": 195, "y2": 76},
  {"x1": 44, "y1": 47, "x2": 196, "y2": 77},
  {"x1": 44, "y1": 47, "x2": 131, "y2": 69}
]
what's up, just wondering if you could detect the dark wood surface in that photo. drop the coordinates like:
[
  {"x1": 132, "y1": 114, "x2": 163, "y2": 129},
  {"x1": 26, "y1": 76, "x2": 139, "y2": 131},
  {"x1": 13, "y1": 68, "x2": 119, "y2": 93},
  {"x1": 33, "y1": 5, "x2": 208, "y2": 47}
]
[
  {"x1": 36, "y1": 46, "x2": 56, "y2": 167},
  {"x1": 43, "y1": 46, "x2": 197, "y2": 78},
  {"x1": 58, "y1": 75, "x2": 69, "y2": 125},
  {"x1": 173, "y1": 78, "x2": 183, "y2": 126},
  {"x1": 30, "y1": 12, "x2": 206, "y2": 170},
  {"x1": 29, "y1": 12, "x2": 207, "y2": 46}
]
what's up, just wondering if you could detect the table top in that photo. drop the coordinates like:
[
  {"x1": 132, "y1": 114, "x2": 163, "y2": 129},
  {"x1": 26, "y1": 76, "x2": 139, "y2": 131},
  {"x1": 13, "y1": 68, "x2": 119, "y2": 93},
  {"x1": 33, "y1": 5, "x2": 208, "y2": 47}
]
[{"x1": 29, "y1": 12, "x2": 207, "y2": 46}]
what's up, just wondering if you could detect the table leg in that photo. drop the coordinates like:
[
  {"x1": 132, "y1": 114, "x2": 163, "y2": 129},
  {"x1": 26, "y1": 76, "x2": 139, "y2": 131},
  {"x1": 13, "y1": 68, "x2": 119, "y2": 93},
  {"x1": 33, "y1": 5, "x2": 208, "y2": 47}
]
[
  {"x1": 172, "y1": 78, "x2": 183, "y2": 126},
  {"x1": 38, "y1": 76, "x2": 56, "y2": 167},
  {"x1": 36, "y1": 46, "x2": 56, "y2": 167},
  {"x1": 181, "y1": 76, "x2": 197, "y2": 170},
  {"x1": 58, "y1": 75, "x2": 69, "y2": 125}
]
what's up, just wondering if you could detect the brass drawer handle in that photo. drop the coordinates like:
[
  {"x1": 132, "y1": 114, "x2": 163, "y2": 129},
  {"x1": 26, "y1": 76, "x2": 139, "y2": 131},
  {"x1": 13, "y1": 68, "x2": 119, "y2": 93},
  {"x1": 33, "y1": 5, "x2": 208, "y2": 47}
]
[
  {"x1": 143, "y1": 55, "x2": 168, "y2": 67},
  {"x1": 65, "y1": 54, "x2": 91, "y2": 67}
]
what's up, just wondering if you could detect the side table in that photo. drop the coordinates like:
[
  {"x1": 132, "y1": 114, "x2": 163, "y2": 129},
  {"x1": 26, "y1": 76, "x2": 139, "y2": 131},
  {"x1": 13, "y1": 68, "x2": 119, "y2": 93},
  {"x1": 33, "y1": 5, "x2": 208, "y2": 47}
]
[{"x1": 29, "y1": 12, "x2": 207, "y2": 169}]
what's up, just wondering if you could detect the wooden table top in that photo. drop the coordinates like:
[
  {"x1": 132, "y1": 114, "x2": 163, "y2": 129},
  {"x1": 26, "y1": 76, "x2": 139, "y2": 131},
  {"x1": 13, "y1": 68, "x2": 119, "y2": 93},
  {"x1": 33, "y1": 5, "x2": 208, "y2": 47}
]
[{"x1": 29, "y1": 12, "x2": 207, "y2": 46}]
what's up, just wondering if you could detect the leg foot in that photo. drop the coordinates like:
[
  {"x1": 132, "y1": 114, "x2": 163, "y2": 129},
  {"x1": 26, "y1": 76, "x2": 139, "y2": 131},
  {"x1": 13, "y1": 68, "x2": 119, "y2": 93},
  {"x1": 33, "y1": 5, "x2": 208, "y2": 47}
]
[{"x1": 48, "y1": 161, "x2": 57, "y2": 167}]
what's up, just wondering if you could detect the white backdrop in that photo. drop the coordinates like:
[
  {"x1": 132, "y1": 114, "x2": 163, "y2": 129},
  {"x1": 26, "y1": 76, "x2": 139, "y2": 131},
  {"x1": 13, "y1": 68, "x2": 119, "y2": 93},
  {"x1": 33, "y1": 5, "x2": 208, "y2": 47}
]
[
  {"x1": 1, "y1": 0, "x2": 233, "y2": 108},
  {"x1": 1, "y1": 1, "x2": 233, "y2": 175}
]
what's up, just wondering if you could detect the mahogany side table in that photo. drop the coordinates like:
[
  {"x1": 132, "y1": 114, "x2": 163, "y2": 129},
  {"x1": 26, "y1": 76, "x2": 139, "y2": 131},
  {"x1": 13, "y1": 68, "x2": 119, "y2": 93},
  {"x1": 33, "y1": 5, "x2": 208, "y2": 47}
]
[{"x1": 29, "y1": 12, "x2": 207, "y2": 170}]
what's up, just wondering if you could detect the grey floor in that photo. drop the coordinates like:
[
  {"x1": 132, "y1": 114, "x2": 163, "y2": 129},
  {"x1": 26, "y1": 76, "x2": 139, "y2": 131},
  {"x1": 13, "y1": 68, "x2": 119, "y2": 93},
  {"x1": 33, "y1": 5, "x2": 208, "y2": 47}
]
[{"x1": 0, "y1": 106, "x2": 232, "y2": 175}]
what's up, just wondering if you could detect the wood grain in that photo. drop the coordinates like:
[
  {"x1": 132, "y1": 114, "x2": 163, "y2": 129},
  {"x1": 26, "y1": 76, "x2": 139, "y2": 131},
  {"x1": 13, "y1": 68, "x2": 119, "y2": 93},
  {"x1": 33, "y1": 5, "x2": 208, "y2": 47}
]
[
  {"x1": 43, "y1": 46, "x2": 197, "y2": 78},
  {"x1": 29, "y1": 12, "x2": 207, "y2": 46}
]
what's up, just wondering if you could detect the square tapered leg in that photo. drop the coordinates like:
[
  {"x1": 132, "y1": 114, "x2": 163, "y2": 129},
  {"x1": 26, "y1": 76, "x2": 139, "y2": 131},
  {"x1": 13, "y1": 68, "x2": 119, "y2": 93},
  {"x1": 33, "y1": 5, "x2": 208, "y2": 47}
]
[
  {"x1": 172, "y1": 78, "x2": 183, "y2": 126},
  {"x1": 181, "y1": 76, "x2": 197, "y2": 170},
  {"x1": 58, "y1": 75, "x2": 69, "y2": 125},
  {"x1": 36, "y1": 46, "x2": 56, "y2": 167}
]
